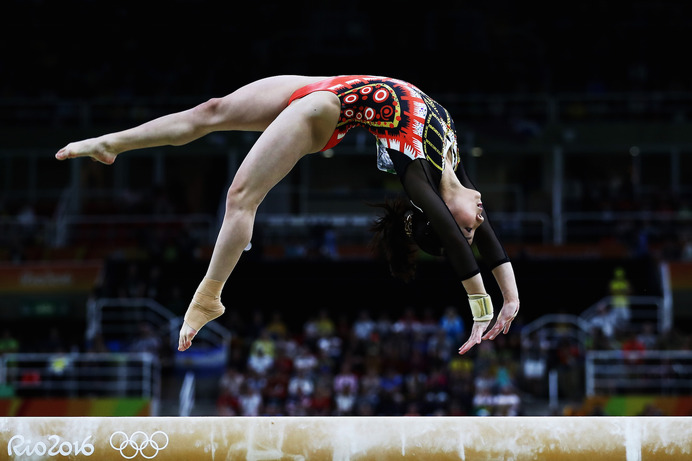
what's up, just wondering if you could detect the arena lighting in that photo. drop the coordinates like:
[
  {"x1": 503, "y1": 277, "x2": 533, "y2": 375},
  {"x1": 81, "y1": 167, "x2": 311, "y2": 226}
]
[{"x1": 3, "y1": 416, "x2": 691, "y2": 460}]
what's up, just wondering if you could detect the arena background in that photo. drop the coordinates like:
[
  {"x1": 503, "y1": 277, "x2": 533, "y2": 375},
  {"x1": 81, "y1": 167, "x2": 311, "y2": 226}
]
[{"x1": 2, "y1": 0, "x2": 692, "y2": 419}]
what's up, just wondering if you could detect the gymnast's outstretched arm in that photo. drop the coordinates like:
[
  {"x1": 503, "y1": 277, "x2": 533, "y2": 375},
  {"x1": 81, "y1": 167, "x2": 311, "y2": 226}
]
[
  {"x1": 394, "y1": 157, "x2": 519, "y2": 353},
  {"x1": 455, "y1": 160, "x2": 520, "y2": 340}
]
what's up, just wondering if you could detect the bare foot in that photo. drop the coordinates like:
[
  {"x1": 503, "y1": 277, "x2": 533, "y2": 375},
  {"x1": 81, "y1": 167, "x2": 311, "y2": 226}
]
[
  {"x1": 178, "y1": 322, "x2": 198, "y2": 351},
  {"x1": 55, "y1": 138, "x2": 118, "y2": 165}
]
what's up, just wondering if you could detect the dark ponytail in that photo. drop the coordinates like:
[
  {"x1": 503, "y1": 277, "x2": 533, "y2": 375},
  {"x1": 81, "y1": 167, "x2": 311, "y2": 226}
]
[
  {"x1": 370, "y1": 197, "x2": 419, "y2": 282},
  {"x1": 371, "y1": 196, "x2": 447, "y2": 282}
]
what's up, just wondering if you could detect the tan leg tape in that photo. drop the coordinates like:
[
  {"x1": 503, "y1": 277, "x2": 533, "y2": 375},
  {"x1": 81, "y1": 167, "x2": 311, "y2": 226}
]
[
  {"x1": 183, "y1": 278, "x2": 225, "y2": 331},
  {"x1": 468, "y1": 293, "x2": 494, "y2": 322}
]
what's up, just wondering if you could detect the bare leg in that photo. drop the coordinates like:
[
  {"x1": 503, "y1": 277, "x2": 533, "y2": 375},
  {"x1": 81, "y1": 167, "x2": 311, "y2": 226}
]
[
  {"x1": 53, "y1": 74, "x2": 338, "y2": 350},
  {"x1": 178, "y1": 91, "x2": 341, "y2": 351},
  {"x1": 55, "y1": 75, "x2": 328, "y2": 163}
]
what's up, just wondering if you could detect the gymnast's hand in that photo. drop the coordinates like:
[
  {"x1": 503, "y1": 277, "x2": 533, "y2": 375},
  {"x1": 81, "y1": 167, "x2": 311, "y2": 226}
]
[
  {"x1": 56, "y1": 137, "x2": 118, "y2": 165},
  {"x1": 458, "y1": 319, "x2": 491, "y2": 355},
  {"x1": 482, "y1": 298, "x2": 520, "y2": 341},
  {"x1": 458, "y1": 298, "x2": 519, "y2": 355}
]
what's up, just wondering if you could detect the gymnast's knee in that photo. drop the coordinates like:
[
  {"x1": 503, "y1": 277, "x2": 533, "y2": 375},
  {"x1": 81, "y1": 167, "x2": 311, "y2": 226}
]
[{"x1": 224, "y1": 183, "x2": 262, "y2": 217}]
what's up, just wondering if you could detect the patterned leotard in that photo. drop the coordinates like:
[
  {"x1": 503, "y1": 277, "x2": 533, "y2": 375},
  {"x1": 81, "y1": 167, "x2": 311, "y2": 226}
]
[
  {"x1": 288, "y1": 75, "x2": 459, "y2": 174},
  {"x1": 290, "y1": 75, "x2": 510, "y2": 281}
]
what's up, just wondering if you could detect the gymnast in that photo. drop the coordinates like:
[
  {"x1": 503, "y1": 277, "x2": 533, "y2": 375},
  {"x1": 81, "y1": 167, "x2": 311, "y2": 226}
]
[{"x1": 56, "y1": 75, "x2": 520, "y2": 355}]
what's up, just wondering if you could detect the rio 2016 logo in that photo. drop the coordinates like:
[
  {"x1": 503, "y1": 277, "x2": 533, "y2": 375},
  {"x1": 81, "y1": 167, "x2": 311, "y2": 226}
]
[
  {"x1": 7, "y1": 435, "x2": 94, "y2": 457},
  {"x1": 109, "y1": 431, "x2": 169, "y2": 459},
  {"x1": 7, "y1": 431, "x2": 169, "y2": 459}
]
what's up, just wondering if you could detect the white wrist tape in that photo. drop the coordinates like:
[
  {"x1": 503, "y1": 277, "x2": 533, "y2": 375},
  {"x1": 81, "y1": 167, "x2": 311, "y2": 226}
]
[{"x1": 469, "y1": 294, "x2": 494, "y2": 322}]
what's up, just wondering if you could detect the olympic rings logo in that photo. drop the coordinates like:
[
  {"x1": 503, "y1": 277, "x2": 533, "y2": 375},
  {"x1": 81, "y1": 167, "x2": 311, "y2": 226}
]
[{"x1": 109, "y1": 431, "x2": 169, "y2": 459}]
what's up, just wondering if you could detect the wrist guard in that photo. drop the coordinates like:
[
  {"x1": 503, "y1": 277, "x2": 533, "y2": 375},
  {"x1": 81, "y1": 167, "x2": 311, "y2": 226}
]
[{"x1": 468, "y1": 294, "x2": 494, "y2": 322}]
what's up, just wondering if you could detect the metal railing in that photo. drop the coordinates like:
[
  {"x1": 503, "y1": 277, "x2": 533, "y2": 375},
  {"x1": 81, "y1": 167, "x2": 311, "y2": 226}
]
[
  {"x1": 1, "y1": 352, "x2": 160, "y2": 401},
  {"x1": 585, "y1": 350, "x2": 692, "y2": 396},
  {"x1": 4, "y1": 92, "x2": 692, "y2": 128},
  {"x1": 521, "y1": 313, "x2": 592, "y2": 348},
  {"x1": 86, "y1": 297, "x2": 231, "y2": 352},
  {"x1": 579, "y1": 295, "x2": 670, "y2": 334},
  {"x1": 86, "y1": 297, "x2": 177, "y2": 349},
  {"x1": 519, "y1": 287, "x2": 673, "y2": 403},
  {"x1": 520, "y1": 314, "x2": 591, "y2": 384},
  {"x1": 520, "y1": 294, "x2": 668, "y2": 354}
]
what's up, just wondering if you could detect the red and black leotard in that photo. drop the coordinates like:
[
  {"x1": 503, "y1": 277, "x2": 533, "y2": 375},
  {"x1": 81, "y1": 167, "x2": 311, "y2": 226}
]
[
  {"x1": 288, "y1": 75, "x2": 459, "y2": 173},
  {"x1": 289, "y1": 76, "x2": 509, "y2": 280}
]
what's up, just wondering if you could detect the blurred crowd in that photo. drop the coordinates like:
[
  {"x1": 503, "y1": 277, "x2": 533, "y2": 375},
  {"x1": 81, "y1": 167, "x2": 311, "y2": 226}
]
[
  {"x1": 2, "y1": 258, "x2": 687, "y2": 417},
  {"x1": 214, "y1": 306, "x2": 524, "y2": 417},
  {"x1": 211, "y1": 285, "x2": 690, "y2": 417}
]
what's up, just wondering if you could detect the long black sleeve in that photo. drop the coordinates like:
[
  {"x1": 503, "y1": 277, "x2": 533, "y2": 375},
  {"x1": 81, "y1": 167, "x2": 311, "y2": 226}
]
[
  {"x1": 391, "y1": 150, "x2": 509, "y2": 281},
  {"x1": 455, "y1": 160, "x2": 510, "y2": 270},
  {"x1": 394, "y1": 156, "x2": 481, "y2": 280}
]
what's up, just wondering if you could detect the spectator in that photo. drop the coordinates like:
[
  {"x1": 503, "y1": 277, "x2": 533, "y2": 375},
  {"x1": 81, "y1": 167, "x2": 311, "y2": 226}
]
[
  {"x1": 312, "y1": 385, "x2": 333, "y2": 415},
  {"x1": 427, "y1": 329, "x2": 454, "y2": 366},
  {"x1": 374, "y1": 313, "x2": 393, "y2": 340},
  {"x1": 493, "y1": 385, "x2": 521, "y2": 416},
  {"x1": 272, "y1": 341, "x2": 295, "y2": 376},
  {"x1": 248, "y1": 329, "x2": 276, "y2": 374},
  {"x1": 314, "y1": 309, "x2": 336, "y2": 339},
  {"x1": 439, "y1": 306, "x2": 465, "y2": 344},
  {"x1": 352, "y1": 309, "x2": 376, "y2": 345},
  {"x1": 218, "y1": 367, "x2": 244, "y2": 397},
  {"x1": 237, "y1": 382, "x2": 263, "y2": 416},
  {"x1": 0, "y1": 329, "x2": 19, "y2": 355},
  {"x1": 379, "y1": 366, "x2": 405, "y2": 414},
  {"x1": 293, "y1": 345, "x2": 318, "y2": 374},
  {"x1": 265, "y1": 311, "x2": 288, "y2": 341},
  {"x1": 609, "y1": 267, "x2": 632, "y2": 325},
  {"x1": 589, "y1": 303, "x2": 617, "y2": 340},
  {"x1": 621, "y1": 332, "x2": 646, "y2": 365},
  {"x1": 419, "y1": 307, "x2": 440, "y2": 337},
  {"x1": 317, "y1": 334, "x2": 342, "y2": 363},
  {"x1": 247, "y1": 345, "x2": 274, "y2": 376},
  {"x1": 334, "y1": 381, "x2": 357, "y2": 415},
  {"x1": 333, "y1": 361, "x2": 359, "y2": 396},
  {"x1": 285, "y1": 385, "x2": 313, "y2": 416},
  {"x1": 359, "y1": 364, "x2": 382, "y2": 410},
  {"x1": 288, "y1": 369, "x2": 315, "y2": 399},
  {"x1": 244, "y1": 370, "x2": 267, "y2": 399},
  {"x1": 264, "y1": 368, "x2": 290, "y2": 407},
  {"x1": 16, "y1": 203, "x2": 38, "y2": 246},
  {"x1": 217, "y1": 368, "x2": 244, "y2": 415},
  {"x1": 472, "y1": 386, "x2": 495, "y2": 416},
  {"x1": 424, "y1": 365, "x2": 450, "y2": 415},
  {"x1": 392, "y1": 307, "x2": 422, "y2": 336}
]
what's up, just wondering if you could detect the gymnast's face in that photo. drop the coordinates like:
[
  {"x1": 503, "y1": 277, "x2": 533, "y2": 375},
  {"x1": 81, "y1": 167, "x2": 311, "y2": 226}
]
[{"x1": 449, "y1": 186, "x2": 484, "y2": 244}]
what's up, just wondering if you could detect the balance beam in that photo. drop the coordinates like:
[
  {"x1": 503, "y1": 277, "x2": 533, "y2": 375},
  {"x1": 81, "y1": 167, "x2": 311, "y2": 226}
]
[{"x1": 3, "y1": 416, "x2": 691, "y2": 460}]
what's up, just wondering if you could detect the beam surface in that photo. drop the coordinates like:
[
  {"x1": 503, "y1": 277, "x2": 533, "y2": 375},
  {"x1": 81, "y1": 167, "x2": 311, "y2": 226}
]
[{"x1": 3, "y1": 416, "x2": 691, "y2": 460}]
